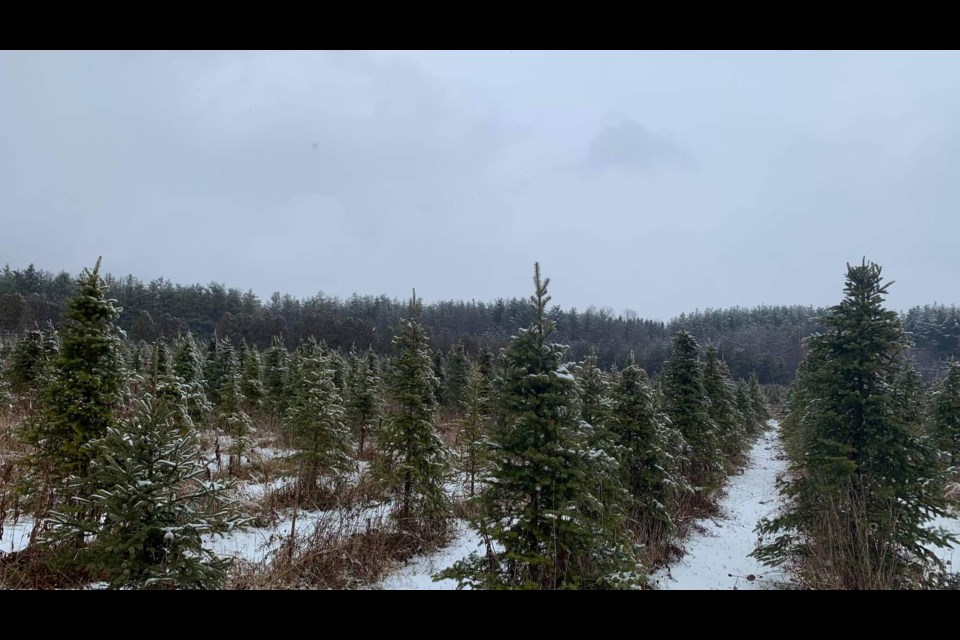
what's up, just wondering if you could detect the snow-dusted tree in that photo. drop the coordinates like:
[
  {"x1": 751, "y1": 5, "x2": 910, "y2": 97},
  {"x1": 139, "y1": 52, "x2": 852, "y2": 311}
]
[
  {"x1": 8, "y1": 325, "x2": 53, "y2": 393},
  {"x1": 149, "y1": 339, "x2": 193, "y2": 432},
  {"x1": 441, "y1": 264, "x2": 641, "y2": 590},
  {"x1": 373, "y1": 292, "x2": 451, "y2": 532},
  {"x1": 574, "y1": 349, "x2": 615, "y2": 450},
  {"x1": 345, "y1": 349, "x2": 383, "y2": 456},
  {"x1": 611, "y1": 352, "x2": 688, "y2": 542},
  {"x1": 457, "y1": 363, "x2": 493, "y2": 497},
  {"x1": 173, "y1": 332, "x2": 211, "y2": 424},
  {"x1": 285, "y1": 341, "x2": 355, "y2": 498},
  {"x1": 214, "y1": 340, "x2": 252, "y2": 476},
  {"x1": 432, "y1": 350, "x2": 447, "y2": 408},
  {"x1": 240, "y1": 345, "x2": 265, "y2": 410},
  {"x1": 0, "y1": 353, "x2": 13, "y2": 415},
  {"x1": 748, "y1": 373, "x2": 770, "y2": 428},
  {"x1": 755, "y1": 260, "x2": 954, "y2": 589},
  {"x1": 703, "y1": 345, "x2": 747, "y2": 459},
  {"x1": 23, "y1": 259, "x2": 126, "y2": 481},
  {"x1": 262, "y1": 335, "x2": 289, "y2": 417},
  {"x1": 45, "y1": 396, "x2": 246, "y2": 589},
  {"x1": 929, "y1": 362, "x2": 960, "y2": 470},
  {"x1": 735, "y1": 380, "x2": 758, "y2": 436},
  {"x1": 662, "y1": 331, "x2": 722, "y2": 492},
  {"x1": 444, "y1": 342, "x2": 470, "y2": 410}
]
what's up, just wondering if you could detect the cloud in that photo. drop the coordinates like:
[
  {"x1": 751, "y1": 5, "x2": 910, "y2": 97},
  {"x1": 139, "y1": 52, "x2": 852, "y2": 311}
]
[{"x1": 583, "y1": 116, "x2": 695, "y2": 171}]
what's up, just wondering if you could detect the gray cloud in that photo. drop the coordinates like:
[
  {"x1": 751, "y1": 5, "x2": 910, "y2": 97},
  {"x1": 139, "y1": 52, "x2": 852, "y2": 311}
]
[{"x1": 2, "y1": 51, "x2": 960, "y2": 318}]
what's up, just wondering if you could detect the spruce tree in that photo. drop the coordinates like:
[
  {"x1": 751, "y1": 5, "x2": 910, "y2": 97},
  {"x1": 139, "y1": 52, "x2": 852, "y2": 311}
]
[
  {"x1": 444, "y1": 342, "x2": 471, "y2": 410},
  {"x1": 24, "y1": 259, "x2": 125, "y2": 480},
  {"x1": 662, "y1": 331, "x2": 723, "y2": 492},
  {"x1": 214, "y1": 340, "x2": 252, "y2": 476},
  {"x1": 9, "y1": 325, "x2": 52, "y2": 393},
  {"x1": 734, "y1": 380, "x2": 758, "y2": 437},
  {"x1": 432, "y1": 350, "x2": 447, "y2": 408},
  {"x1": 755, "y1": 260, "x2": 954, "y2": 589},
  {"x1": 45, "y1": 396, "x2": 246, "y2": 589},
  {"x1": 610, "y1": 352, "x2": 688, "y2": 542},
  {"x1": 457, "y1": 363, "x2": 493, "y2": 497},
  {"x1": 703, "y1": 346, "x2": 747, "y2": 459},
  {"x1": 373, "y1": 291, "x2": 451, "y2": 533},
  {"x1": 929, "y1": 362, "x2": 960, "y2": 471},
  {"x1": 149, "y1": 339, "x2": 193, "y2": 432},
  {"x1": 262, "y1": 335, "x2": 289, "y2": 417},
  {"x1": 172, "y1": 332, "x2": 211, "y2": 425},
  {"x1": 240, "y1": 346, "x2": 265, "y2": 410},
  {"x1": 748, "y1": 373, "x2": 771, "y2": 428},
  {"x1": 441, "y1": 264, "x2": 641, "y2": 590},
  {"x1": 345, "y1": 349, "x2": 383, "y2": 457},
  {"x1": 285, "y1": 342, "x2": 354, "y2": 499}
]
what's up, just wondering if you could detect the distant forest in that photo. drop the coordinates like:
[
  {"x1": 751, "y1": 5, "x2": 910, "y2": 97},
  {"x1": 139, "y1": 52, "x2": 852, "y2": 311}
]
[{"x1": 1, "y1": 263, "x2": 958, "y2": 383}]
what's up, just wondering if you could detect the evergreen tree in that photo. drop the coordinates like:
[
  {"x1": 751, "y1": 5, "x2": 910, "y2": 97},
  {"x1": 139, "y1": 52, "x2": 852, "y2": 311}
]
[
  {"x1": 345, "y1": 349, "x2": 383, "y2": 456},
  {"x1": 734, "y1": 380, "x2": 758, "y2": 437},
  {"x1": 373, "y1": 291, "x2": 451, "y2": 532},
  {"x1": 0, "y1": 353, "x2": 13, "y2": 414},
  {"x1": 929, "y1": 362, "x2": 960, "y2": 471},
  {"x1": 432, "y1": 350, "x2": 447, "y2": 408},
  {"x1": 662, "y1": 331, "x2": 722, "y2": 492},
  {"x1": 262, "y1": 335, "x2": 289, "y2": 417},
  {"x1": 457, "y1": 363, "x2": 493, "y2": 497},
  {"x1": 9, "y1": 325, "x2": 51, "y2": 393},
  {"x1": 444, "y1": 342, "x2": 471, "y2": 410},
  {"x1": 610, "y1": 353, "x2": 688, "y2": 542},
  {"x1": 45, "y1": 396, "x2": 246, "y2": 589},
  {"x1": 476, "y1": 345, "x2": 496, "y2": 381},
  {"x1": 214, "y1": 340, "x2": 252, "y2": 476},
  {"x1": 203, "y1": 335, "x2": 224, "y2": 407},
  {"x1": 240, "y1": 346, "x2": 265, "y2": 410},
  {"x1": 703, "y1": 346, "x2": 747, "y2": 459},
  {"x1": 23, "y1": 259, "x2": 125, "y2": 481},
  {"x1": 285, "y1": 342, "x2": 354, "y2": 499},
  {"x1": 748, "y1": 373, "x2": 771, "y2": 428},
  {"x1": 574, "y1": 349, "x2": 615, "y2": 447},
  {"x1": 441, "y1": 264, "x2": 641, "y2": 590},
  {"x1": 755, "y1": 260, "x2": 954, "y2": 589},
  {"x1": 173, "y1": 332, "x2": 211, "y2": 424}
]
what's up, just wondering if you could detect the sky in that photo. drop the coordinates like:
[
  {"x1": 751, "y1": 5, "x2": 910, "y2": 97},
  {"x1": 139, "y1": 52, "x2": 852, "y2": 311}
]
[{"x1": 2, "y1": 50, "x2": 959, "y2": 319}]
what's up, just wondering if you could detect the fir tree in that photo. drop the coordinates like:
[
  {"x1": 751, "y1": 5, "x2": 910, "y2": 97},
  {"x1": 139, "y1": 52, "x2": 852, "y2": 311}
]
[
  {"x1": 755, "y1": 260, "x2": 954, "y2": 589},
  {"x1": 735, "y1": 380, "x2": 758, "y2": 437},
  {"x1": 441, "y1": 264, "x2": 641, "y2": 590},
  {"x1": 262, "y1": 335, "x2": 289, "y2": 417},
  {"x1": 149, "y1": 339, "x2": 193, "y2": 432},
  {"x1": 748, "y1": 373, "x2": 771, "y2": 428},
  {"x1": 285, "y1": 342, "x2": 354, "y2": 498},
  {"x1": 703, "y1": 345, "x2": 747, "y2": 459},
  {"x1": 214, "y1": 340, "x2": 252, "y2": 476},
  {"x1": 610, "y1": 353, "x2": 688, "y2": 542},
  {"x1": 23, "y1": 259, "x2": 125, "y2": 481},
  {"x1": 444, "y1": 342, "x2": 471, "y2": 410},
  {"x1": 9, "y1": 325, "x2": 52, "y2": 393},
  {"x1": 662, "y1": 331, "x2": 723, "y2": 492},
  {"x1": 45, "y1": 396, "x2": 246, "y2": 589},
  {"x1": 432, "y1": 350, "x2": 447, "y2": 408},
  {"x1": 929, "y1": 362, "x2": 960, "y2": 471},
  {"x1": 345, "y1": 349, "x2": 383, "y2": 457},
  {"x1": 240, "y1": 346, "x2": 265, "y2": 410},
  {"x1": 457, "y1": 363, "x2": 493, "y2": 497},
  {"x1": 373, "y1": 291, "x2": 451, "y2": 532},
  {"x1": 173, "y1": 332, "x2": 211, "y2": 424}
]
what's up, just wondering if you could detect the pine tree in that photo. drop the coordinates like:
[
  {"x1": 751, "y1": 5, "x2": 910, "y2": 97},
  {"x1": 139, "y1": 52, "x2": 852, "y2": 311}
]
[
  {"x1": 214, "y1": 339, "x2": 252, "y2": 476},
  {"x1": 929, "y1": 362, "x2": 960, "y2": 471},
  {"x1": 441, "y1": 264, "x2": 641, "y2": 590},
  {"x1": 610, "y1": 353, "x2": 688, "y2": 542},
  {"x1": 373, "y1": 291, "x2": 451, "y2": 533},
  {"x1": 262, "y1": 335, "x2": 289, "y2": 417},
  {"x1": 755, "y1": 260, "x2": 954, "y2": 589},
  {"x1": 662, "y1": 331, "x2": 722, "y2": 492},
  {"x1": 703, "y1": 346, "x2": 747, "y2": 459},
  {"x1": 444, "y1": 342, "x2": 471, "y2": 410},
  {"x1": 23, "y1": 259, "x2": 125, "y2": 481},
  {"x1": 285, "y1": 342, "x2": 354, "y2": 499},
  {"x1": 345, "y1": 349, "x2": 383, "y2": 457},
  {"x1": 457, "y1": 363, "x2": 493, "y2": 497},
  {"x1": 173, "y1": 332, "x2": 211, "y2": 425},
  {"x1": 45, "y1": 396, "x2": 246, "y2": 589},
  {"x1": 240, "y1": 346, "x2": 265, "y2": 410}
]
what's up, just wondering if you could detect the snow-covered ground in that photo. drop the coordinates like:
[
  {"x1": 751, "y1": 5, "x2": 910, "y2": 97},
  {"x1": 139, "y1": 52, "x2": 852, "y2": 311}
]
[
  {"x1": 378, "y1": 519, "x2": 484, "y2": 590},
  {"x1": 0, "y1": 517, "x2": 35, "y2": 554},
  {"x1": 652, "y1": 421, "x2": 789, "y2": 590}
]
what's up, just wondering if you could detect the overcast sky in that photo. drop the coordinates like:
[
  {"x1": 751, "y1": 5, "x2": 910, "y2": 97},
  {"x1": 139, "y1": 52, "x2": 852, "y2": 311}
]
[{"x1": 2, "y1": 50, "x2": 958, "y2": 319}]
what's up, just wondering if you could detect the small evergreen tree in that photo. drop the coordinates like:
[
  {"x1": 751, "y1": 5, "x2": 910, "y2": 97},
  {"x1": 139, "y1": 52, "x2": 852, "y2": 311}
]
[
  {"x1": 929, "y1": 362, "x2": 960, "y2": 471},
  {"x1": 345, "y1": 349, "x2": 383, "y2": 456},
  {"x1": 214, "y1": 340, "x2": 252, "y2": 476},
  {"x1": 240, "y1": 346, "x2": 265, "y2": 410},
  {"x1": 373, "y1": 291, "x2": 451, "y2": 533},
  {"x1": 9, "y1": 325, "x2": 52, "y2": 393},
  {"x1": 444, "y1": 342, "x2": 471, "y2": 410},
  {"x1": 262, "y1": 335, "x2": 289, "y2": 417},
  {"x1": 45, "y1": 396, "x2": 246, "y2": 589},
  {"x1": 172, "y1": 332, "x2": 211, "y2": 425},
  {"x1": 285, "y1": 342, "x2": 354, "y2": 499},
  {"x1": 457, "y1": 363, "x2": 493, "y2": 497},
  {"x1": 703, "y1": 346, "x2": 747, "y2": 459},
  {"x1": 748, "y1": 373, "x2": 771, "y2": 428}
]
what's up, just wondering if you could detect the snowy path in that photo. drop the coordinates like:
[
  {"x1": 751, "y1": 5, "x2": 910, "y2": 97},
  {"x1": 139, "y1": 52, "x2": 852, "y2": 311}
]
[
  {"x1": 652, "y1": 421, "x2": 789, "y2": 590},
  {"x1": 377, "y1": 520, "x2": 483, "y2": 590}
]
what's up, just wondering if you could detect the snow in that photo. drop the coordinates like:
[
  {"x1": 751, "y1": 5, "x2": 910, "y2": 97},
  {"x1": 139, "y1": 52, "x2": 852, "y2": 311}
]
[
  {"x1": 0, "y1": 517, "x2": 35, "y2": 554},
  {"x1": 652, "y1": 421, "x2": 789, "y2": 590},
  {"x1": 377, "y1": 519, "x2": 484, "y2": 590}
]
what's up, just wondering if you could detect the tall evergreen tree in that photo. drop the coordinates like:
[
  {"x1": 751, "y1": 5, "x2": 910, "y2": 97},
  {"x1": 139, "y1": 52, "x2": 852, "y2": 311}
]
[
  {"x1": 610, "y1": 353, "x2": 688, "y2": 542},
  {"x1": 444, "y1": 342, "x2": 471, "y2": 410},
  {"x1": 373, "y1": 292, "x2": 451, "y2": 532},
  {"x1": 240, "y1": 346, "x2": 265, "y2": 410},
  {"x1": 457, "y1": 363, "x2": 493, "y2": 497},
  {"x1": 703, "y1": 345, "x2": 747, "y2": 459},
  {"x1": 345, "y1": 349, "x2": 383, "y2": 456},
  {"x1": 441, "y1": 264, "x2": 641, "y2": 590},
  {"x1": 173, "y1": 332, "x2": 211, "y2": 424},
  {"x1": 755, "y1": 260, "x2": 954, "y2": 589},
  {"x1": 748, "y1": 373, "x2": 771, "y2": 428},
  {"x1": 214, "y1": 339, "x2": 252, "y2": 476},
  {"x1": 662, "y1": 331, "x2": 722, "y2": 492},
  {"x1": 23, "y1": 259, "x2": 125, "y2": 481},
  {"x1": 285, "y1": 342, "x2": 354, "y2": 498}
]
